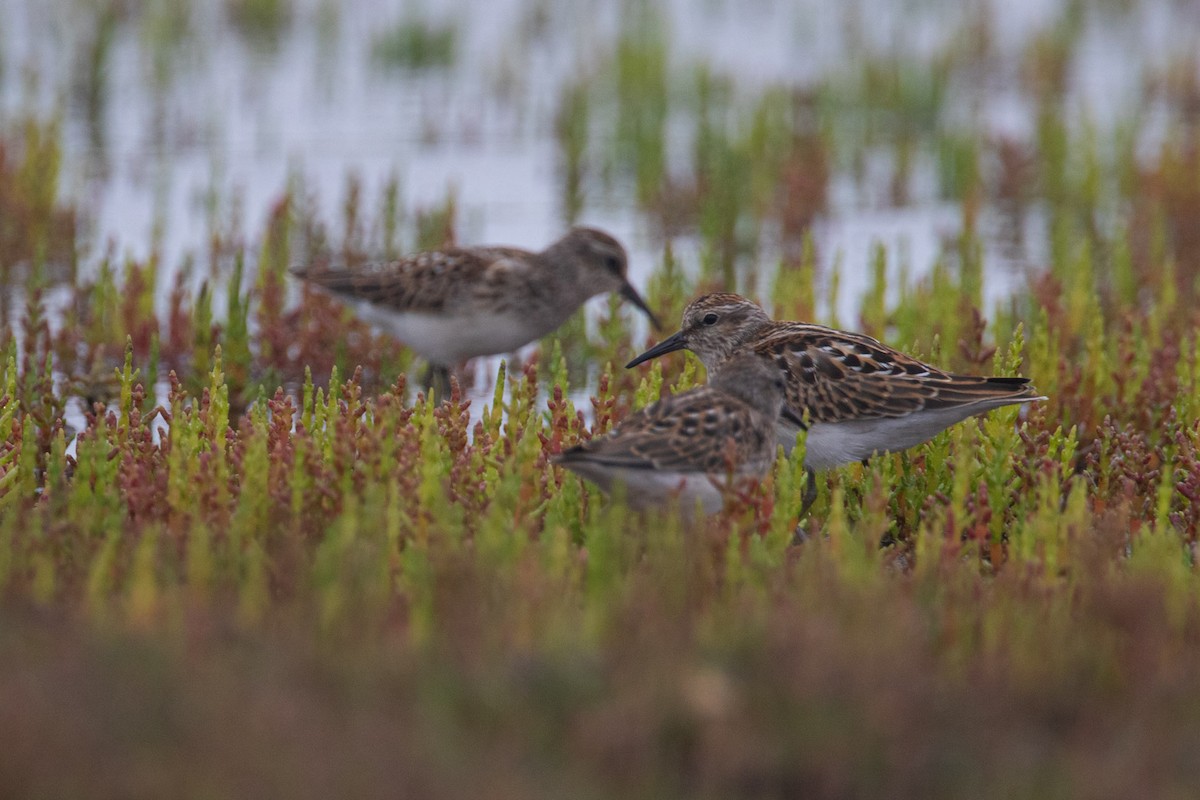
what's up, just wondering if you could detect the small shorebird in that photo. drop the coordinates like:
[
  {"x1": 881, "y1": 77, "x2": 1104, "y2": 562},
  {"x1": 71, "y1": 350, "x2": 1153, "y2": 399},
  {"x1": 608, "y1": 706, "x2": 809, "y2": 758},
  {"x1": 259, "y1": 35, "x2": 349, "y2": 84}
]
[
  {"x1": 292, "y1": 227, "x2": 660, "y2": 395},
  {"x1": 554, "y1": 354, "x2": 799, "y2": 516},
  {"x1": 627, "y1": 293, "x2": 1045, "y2": 519}
]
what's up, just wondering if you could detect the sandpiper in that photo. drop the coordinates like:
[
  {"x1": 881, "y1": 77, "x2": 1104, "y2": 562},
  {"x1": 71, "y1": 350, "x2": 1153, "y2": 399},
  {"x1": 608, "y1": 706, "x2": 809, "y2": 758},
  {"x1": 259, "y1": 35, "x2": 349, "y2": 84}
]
[
  {"x1": 554, "y1": 354, "x2": 799, "y2": 516},
  {"x1": 627, "y1": 293, "x2": 1045, "y2": 517},
  {"x1": 292, "y1": 227, "x2": 661, "y2": 394}
]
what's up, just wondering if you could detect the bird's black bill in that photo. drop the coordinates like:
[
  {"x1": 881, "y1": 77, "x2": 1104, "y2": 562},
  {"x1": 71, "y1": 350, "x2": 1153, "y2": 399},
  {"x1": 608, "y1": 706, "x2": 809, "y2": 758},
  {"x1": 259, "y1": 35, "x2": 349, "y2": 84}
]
[
  {"x1": 619, "y1": 282, "x2": 663, "y2": 331},
  {"x1": 625, "y1": 330, "x2": 687, "y2": 369}
]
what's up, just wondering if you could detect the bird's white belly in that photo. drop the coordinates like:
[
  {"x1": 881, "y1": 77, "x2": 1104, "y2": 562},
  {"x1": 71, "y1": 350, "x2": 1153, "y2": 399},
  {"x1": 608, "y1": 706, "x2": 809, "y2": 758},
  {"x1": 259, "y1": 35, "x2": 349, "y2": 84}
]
[
  {"x1": 626, "y1": 471, "x2": 727, "y2": 516},
  {"x1": 779, "y1": 406, "x2": 1000, "y2": 470},
  {"x1": 569, "y1": 464, "x2": 727, "y2": 516},
  {"x1": 353, "y1": 303, "x2": 538, "y2": 365}
]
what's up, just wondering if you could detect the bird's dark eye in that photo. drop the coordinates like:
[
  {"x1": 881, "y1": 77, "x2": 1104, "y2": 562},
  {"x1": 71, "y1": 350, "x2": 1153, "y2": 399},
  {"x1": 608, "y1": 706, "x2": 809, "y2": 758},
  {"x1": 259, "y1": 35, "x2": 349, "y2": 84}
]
[
  {"x1": 604, "y1": 255, "x2": 622, "y2": 274},
  {"x1": 702, "y1": 313, "x2": 719, "y2": 326}
]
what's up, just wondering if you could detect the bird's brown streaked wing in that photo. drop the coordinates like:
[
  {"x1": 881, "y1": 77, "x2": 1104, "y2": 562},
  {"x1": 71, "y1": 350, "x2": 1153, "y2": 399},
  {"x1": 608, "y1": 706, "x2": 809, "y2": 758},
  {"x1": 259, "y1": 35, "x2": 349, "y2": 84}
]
[
  {"x1": 291, "y1": 248, "x2": 501, "y2": 314},
  {"x1": 558, "y1": 389, "x2": 759, "y2": 474},
  {"x1": 750, "y1": 325, "x2": 1021, "y2": 423}
]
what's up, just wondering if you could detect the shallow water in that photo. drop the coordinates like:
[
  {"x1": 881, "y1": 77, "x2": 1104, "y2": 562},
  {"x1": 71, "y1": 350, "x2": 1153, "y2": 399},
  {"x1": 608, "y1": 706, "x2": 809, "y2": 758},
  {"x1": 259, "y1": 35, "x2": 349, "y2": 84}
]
[{"x1": 1, "y1": 0, "x2": 1196, "y2": 324}]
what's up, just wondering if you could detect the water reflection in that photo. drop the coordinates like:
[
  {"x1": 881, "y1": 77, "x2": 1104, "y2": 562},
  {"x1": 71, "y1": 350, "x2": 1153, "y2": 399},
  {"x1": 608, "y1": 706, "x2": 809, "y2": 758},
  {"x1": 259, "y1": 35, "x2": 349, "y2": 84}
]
[{"x1": 0, "y1": 0, "x2": 1196, "y2": 325}]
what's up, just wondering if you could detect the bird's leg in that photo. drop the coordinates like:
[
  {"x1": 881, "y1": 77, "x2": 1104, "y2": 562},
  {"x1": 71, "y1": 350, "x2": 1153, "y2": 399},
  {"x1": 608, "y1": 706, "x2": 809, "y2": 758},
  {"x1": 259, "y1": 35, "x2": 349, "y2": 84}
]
[
  {"x1": 421, "y1": 363, "x2": 453, "y2": 404},
  {"x1": 433, "y1": 366, "x2": 453, "y2": 403},
  {"x1": 419, "y1": 362, "x2": 436, "y2": 394},
  {"x1": 790, "y1": 467, "x2": 819, "y2": 546},
  {"x1": 799, "y1": 467, "x2": 818, "y2": 517}
]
